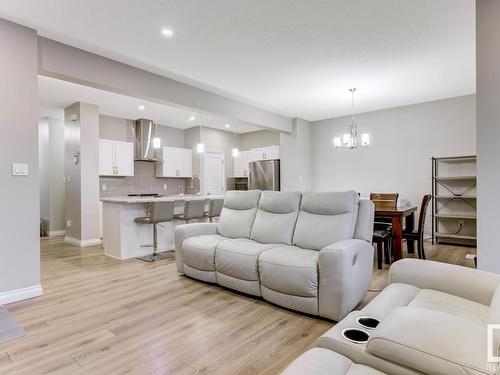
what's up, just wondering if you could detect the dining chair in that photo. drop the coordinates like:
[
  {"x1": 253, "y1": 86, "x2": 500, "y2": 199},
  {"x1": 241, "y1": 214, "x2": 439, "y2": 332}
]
[
  {"x1": 403, "y1": 194, "x2": 432, "y2": 260},
  {"x1": 370, "y1": 193, "x2": 399, "y2": 269}
]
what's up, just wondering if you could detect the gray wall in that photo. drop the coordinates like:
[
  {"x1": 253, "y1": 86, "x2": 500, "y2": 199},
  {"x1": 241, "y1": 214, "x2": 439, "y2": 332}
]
[
  {"x1": 64, "y1": 102, "x2": 100, "y2": 243},
  {"x1": 39, "y1": 117, "x2": 65, "y2": 234},
  {"x1": 280, "y1": 118, "x2": 312, "y2": 191},
  {"x1": 0, "y1": 19, "x2": 40, "y2": 295},
  {"x1": 476, "y1": 0, "x2": 500, "y2": 272},
  {"x1": 99, "y1": 115, "x2": 188, "y2": 196},
  {"x1": 239, "y1": 130, "x2": 280, "y2": 151},
  {"x1": 312, "y1": 95, "x2": 476, "y2": 234}
]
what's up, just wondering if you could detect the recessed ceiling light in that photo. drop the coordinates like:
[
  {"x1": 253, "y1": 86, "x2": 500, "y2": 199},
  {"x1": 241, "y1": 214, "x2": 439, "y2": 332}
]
[
  {"x1": 161, "y1": 28, "x2": 174, "y2": 38},
  {"x1": 189, "y1": 115, "x2": 196, "y2": 121},
  {"x1": 225, "y1": 124, "x2": 231, "y2": 128},
  {"x1": 138, "y1": 105, "x2": 145, "y2": 110}
]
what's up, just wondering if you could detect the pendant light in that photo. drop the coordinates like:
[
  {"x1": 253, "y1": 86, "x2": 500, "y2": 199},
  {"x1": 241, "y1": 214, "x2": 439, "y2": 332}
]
[
  {"x1": 196, "y1": 113, "x2": 205, "y2": 153},
  {"x1": 152, "y1": 104, "x2": 161, "y2": 149},
  {"x1": 232, "y1": 126, "x2": 239, "y2": 157},
  {"x1": 333, "y1": 88, "x2": 370, "y2": 149}
]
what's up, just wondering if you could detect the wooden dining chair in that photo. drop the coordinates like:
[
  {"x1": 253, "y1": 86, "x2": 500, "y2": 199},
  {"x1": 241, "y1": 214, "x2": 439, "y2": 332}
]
[
  {"x1": 370, "y1": 193, "x2": 399, "y2": 269},
  {"x1": 403, "y1": 194, "x2": 431, "y2": 260}
]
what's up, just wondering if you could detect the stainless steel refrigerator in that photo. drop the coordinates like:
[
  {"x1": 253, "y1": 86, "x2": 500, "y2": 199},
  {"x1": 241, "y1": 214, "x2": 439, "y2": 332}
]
[{"x1": 248, "y1": 159, "x2": 280, "y2": 191}]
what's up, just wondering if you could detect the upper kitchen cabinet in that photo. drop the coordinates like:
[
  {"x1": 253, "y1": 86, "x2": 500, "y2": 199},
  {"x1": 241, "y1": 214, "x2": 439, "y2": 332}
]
[
  {"x1": 156, "y1": 146, "x2": 192, "y2": 178},
  {"x1": 99, "y1": 139, "x2": 134, "y2": 176},
  {"x1": 234, "y1": 150, "x2": 253, "y2": 177},
  {"x1": 233, "y1": 146, "x2": 280, "y2": 177},
  {"x1": 252, "y1": 145, "x2": 280, "y2": 160}
]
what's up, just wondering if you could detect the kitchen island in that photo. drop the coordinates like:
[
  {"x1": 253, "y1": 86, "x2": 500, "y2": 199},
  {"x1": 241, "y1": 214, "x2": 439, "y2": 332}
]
[{"x1": 101, "y1": 194, "x2": 224, "y2": 260}]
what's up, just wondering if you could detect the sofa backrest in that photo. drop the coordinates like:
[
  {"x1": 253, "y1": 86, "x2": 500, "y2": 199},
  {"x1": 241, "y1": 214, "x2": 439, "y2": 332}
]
[
  {"x1": 218, "y1": 190, "x2": 261, "y2": 238},
  {"x1": 353, "y1": 198, "x2": 375, "y2": 242},
  {"x1": 292, "y1": 190, "x2": 359, "y2": 250},
  {"x1": 250, "y1": 191, "x2": 302, "y2": 245}
]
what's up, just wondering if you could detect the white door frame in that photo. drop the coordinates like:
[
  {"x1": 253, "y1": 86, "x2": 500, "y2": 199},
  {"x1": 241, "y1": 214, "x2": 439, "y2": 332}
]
[{"x1": 200, "y1": 149, "x2": 225, "y2": 196}]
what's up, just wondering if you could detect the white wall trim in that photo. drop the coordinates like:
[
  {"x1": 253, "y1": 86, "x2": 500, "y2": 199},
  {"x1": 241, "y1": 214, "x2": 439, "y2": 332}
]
[
  {"x1": 64, "y1": 236, "x2": 102, "y2": 247},
  {"x1": 48, "y1": 229, "x2": 66, "y2": 237},
  {"x1": 0, "y1": 285, "x2": 43, "y2": 305}
]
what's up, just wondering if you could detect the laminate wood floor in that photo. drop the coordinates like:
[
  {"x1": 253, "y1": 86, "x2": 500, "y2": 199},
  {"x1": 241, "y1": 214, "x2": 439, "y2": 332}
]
[{"x1": 0, "y1": 237, "x2": 476, "y2": 375}]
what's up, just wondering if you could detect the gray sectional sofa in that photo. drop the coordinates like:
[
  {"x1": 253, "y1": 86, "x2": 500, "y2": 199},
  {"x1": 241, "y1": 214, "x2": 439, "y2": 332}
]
[{"x1": 175, "y1": 189, "x2": 375, "y2": 321}]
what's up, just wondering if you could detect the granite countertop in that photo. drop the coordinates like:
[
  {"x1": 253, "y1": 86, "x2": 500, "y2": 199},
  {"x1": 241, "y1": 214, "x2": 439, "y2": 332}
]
[{"x1": 101, "y1": 194, "x2": 225, "y2": 204}]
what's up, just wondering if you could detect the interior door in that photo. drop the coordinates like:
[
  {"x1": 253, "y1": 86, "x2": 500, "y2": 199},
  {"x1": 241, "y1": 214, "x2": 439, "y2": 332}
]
[
  {"x1": 204, "y1": 151, "x2": 225, "y2": 195},
  {"x1": 99, "y1": 140, "x2": 115, "y2": 175},
  {"x1": 114, "y1": 141, "x2": 134, "y2": 176}
]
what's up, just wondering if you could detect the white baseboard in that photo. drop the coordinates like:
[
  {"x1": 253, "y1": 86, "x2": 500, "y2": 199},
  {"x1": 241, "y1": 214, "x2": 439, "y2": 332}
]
[
  {"x1": 0, "y1": 285, "x2": 43, "y2": 305},
  {"x1": 48, "y1": 230, "x2": 66, "y2": 237},
  {"x1": 64, "y1": 236, "x2": 102, "y2": 247}
]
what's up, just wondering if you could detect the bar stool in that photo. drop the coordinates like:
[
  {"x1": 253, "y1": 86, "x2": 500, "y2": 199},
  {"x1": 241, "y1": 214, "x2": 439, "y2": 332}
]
[
  {"x1": 175, "y1": 199, "x2": 206, "y2": 223},
  {"x1": 205, "y1": 198, "x2": 224, "y2": 222},
  {"x1": 135, "y1": 201, "x2": 175, "y2": 262}
]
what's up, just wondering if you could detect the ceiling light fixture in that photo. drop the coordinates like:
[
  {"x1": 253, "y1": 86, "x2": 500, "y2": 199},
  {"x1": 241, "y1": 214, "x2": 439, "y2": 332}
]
[
  {"x1": 225, "y1": 124, "x2": 231, "y2": 129},
  {"x1": 161, "y1": 28, "x2": 174, "y2": 38},
  {"x1": 189, "y1": 115, "x2": 196, "y2": 122},
  {"x1": 332, "y1": 88, "x2": 370, "y2": 149},
  {"x1": 138, "y1": 105, "x2": 145, "y2": 110}
]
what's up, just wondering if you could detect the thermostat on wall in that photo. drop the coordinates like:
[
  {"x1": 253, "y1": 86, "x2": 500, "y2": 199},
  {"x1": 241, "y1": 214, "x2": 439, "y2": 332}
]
[{"x1": 12, "y1": 163, "x2": 29, "y2": 176}]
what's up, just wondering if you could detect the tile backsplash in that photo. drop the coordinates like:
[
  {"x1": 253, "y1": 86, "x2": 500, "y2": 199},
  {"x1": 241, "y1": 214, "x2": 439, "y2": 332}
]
[{"x1": 99, "y1": 160, "x2": 193, "y2": 197}]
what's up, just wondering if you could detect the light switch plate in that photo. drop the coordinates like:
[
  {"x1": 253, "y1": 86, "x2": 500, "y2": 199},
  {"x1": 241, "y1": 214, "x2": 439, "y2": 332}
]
[
  {"x1": 101, "y1": 184, "x2": 107, "y2": 192},
  {"x1": 12, "y1": 163, "x2": 29, "y2": 176}
]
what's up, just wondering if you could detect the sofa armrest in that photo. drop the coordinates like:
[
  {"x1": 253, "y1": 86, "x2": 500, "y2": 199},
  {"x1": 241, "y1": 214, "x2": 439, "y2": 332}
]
[
  {"x1": 389, "y1": 258, "x2": 500, "y2": 306},
  {"x1": 319, "y1": 239, "x2": 374, "y2": 321},
  {"x1": 366, "y1": 306, "x2": 486, "y2": 375},
  {"x1": 174, "y1": 223, "x2": 218, "y2": 273}
]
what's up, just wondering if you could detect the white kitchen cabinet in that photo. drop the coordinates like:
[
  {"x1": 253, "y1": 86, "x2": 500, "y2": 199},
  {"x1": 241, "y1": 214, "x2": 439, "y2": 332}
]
[
  {"x1": 156, "y1": 146, "x2": 192, "y2": 178},
  {"x1": 233, "y1": 146, "x2": 280, "y2": 177},
  {"x1": 251, "y1": 145, "x2": 280, "y2": 161},
  {"x1": 233, "y1": 150, "x2": 253, "y2": 177},
  {"x1": 99, "y1": 139, "x2": 134, "y2": 176}
]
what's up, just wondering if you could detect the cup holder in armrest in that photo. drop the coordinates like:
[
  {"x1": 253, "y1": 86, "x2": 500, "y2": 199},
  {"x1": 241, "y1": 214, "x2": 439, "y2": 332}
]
[
  {"x1": 356, "y1": 316, "x2": 380, "y2": 330},
  {"x1": 341, "y1": 328, "x2": 370, "y2": 344}
]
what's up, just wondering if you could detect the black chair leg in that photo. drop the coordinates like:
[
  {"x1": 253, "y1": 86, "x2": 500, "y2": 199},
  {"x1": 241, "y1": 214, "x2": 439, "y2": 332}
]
[
  {"x1": 376, "y1": 242, "x2": 382, "y2": 269},
  {"x1": 407, "y1": 239, "x2": 415, "y2": 254},
  {"x1": 384, "y1": 239, "x2": 390, "y2": 265},
  {"x1": 418, "y1": 236, "x2": 426, "y2": 260}
]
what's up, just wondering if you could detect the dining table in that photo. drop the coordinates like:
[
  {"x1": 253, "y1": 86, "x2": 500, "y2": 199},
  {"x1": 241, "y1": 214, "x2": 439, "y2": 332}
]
[{"x1": 374, "y1": 204, "x2": 418, "y2": 261}]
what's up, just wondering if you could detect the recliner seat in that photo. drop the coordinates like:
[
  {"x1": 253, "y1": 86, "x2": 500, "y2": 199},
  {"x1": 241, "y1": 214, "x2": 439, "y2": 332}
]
[
  {"x1": 175, "y1": 189, "x2": 375, "y2": 321},
  {"x1": 315, "y1": 259, "x2": 500, "y2": 375}
]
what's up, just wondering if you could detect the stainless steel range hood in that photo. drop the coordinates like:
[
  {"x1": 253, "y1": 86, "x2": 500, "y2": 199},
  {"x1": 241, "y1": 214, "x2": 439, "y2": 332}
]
[{"x1": 134, "y1": 119, "x2": 158, "y2": 161}]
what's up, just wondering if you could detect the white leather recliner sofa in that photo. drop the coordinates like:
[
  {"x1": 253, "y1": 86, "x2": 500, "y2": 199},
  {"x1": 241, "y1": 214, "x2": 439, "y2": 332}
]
[
  {"x1": 308, "y1": 259, "x2": 500, "y2": 375},
  {"x1": 175, "y1": 190, "x2": 375, "y2": 321}
]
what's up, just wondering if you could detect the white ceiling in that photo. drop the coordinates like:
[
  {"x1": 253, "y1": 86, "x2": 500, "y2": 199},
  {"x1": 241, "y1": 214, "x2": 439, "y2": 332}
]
[
  {"x1": 1, "y1": 0, "x2": 475, "y2": 121},
  {"x1": 38, "y1": 76, "x2": 262, "y2": 133}
]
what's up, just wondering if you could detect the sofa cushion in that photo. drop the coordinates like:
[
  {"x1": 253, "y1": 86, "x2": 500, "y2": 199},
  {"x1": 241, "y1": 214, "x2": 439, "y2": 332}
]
[
  {"x1": 215, "y1": 238, "x2": 279, "y2": 281},
  {"x1": 281, "y1": 348, "x2": 386, "y2": 375},
  {"x1": 259, "y1": 246, "x2": 318, "y2": 298},
  {"x1": 293, "y1": 191, "x2": 359, "y2": 250},
  {"x1": 182, "y1": 234, "x2": 226, "y2": 272},
  {"x1": 250, "y1": 191, "x2": 301, "y2": 245},
  {"x1": 217, "y1": 190, "x2": 261, "y2": 239},
  {"x1": 409, "y1": 289, "x2": 489, "y2": 325},
  {"x1": 366, "y1": 307, "x2": 489, "y2": 375}
]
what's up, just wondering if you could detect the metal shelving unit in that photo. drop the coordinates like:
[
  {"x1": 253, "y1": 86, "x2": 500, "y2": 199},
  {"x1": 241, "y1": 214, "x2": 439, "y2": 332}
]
[{"x1": 431, "y1": 155, "x2": 477, "y2": 246}]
